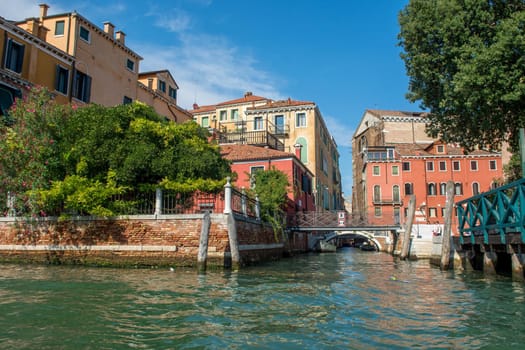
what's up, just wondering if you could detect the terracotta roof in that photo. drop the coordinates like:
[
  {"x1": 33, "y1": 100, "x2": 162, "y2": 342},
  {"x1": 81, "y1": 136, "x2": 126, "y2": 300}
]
[
  {"x1": 190, "y1": 104, "x2": 216, "y2": 114},
  {"x1": 220, "y1": 144, "x2": 294, "y2": 162},
  {"x1": 248, "y1": 98, "x2": 315, "y2": 110},
  {"x1": 216, "y1": 94, "x2": 269, "y2": 107}
]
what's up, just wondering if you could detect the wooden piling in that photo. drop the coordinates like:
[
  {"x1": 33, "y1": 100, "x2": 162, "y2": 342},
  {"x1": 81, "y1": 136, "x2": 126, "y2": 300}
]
[
  {"x1": 441, "y1": 180, "x2": 455, "y2": 270},
  {"x1": 400, "y1": 195, "x2": 416, "y2": 260},
  {"x1": 197, "y1": 211, "x2": 211, "y2": 272}
]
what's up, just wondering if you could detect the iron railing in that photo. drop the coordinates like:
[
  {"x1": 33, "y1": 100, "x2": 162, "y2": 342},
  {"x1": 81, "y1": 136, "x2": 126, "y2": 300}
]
[{"x1": 457, "y1": 178, "x2": 525, "y2": 244}]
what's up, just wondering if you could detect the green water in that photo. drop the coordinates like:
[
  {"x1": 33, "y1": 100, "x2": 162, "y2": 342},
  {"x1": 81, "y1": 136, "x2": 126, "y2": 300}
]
[{"x1": 0, "y1": 248, "x2": 524, "y2": 349}]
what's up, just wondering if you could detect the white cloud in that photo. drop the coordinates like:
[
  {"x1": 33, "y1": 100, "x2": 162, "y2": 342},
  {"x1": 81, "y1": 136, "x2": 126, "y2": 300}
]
[
  {"x1": 323, "y1": 114, "x2": 354, "y2": 148},
  {"x1": 154, "y1": 11, "x2": 192, "y2": 33},
  {"x1": 135, "y1": 31, "x2": 284, "y2": 109},
  {"x1": 0, "y1": 0, "x2": 48, "y2": 20}
]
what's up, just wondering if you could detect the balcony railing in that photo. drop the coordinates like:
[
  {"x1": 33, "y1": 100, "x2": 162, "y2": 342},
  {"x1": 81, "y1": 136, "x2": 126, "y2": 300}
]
[
  {"x1": 217, "y1": 130, "x2": 284, "y2": 151},
  {"x1": 372, "y1": 197, "x2": 403, "y2": 205}
]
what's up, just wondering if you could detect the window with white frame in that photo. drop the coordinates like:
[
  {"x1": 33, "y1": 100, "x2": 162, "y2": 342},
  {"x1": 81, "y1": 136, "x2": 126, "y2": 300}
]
[
  {"x1": 470, "y1": 160, "x2": 478, "y2": 171},
  {"x1": 472, "y1": 182, "x2": 479, "y2": 195},
  {"x1": 439, "y1": 161, "x2": 447, "y2": 171},
  {"x1": 453, "y1": 160, "x2": 461, "y2": 171},
  {"x1": 254, "y1": 116, "x2": 263, "y2": 130},
  {"x1": 454, "y1": 182, "x2": 463, "y2": 195},
  {"x1": 489, "y1": 160, "x2": 497, "y2": 170},
  {"x1": 429, "y1": 208, "x2": 437, "y2": 217},
  {"x1": 373, "y1": 185, "x2": 381, "y2": 202},
  {"x1": 426, "y1": 161, "x2": 434, "y2": 171},
  {"x1": 439, "y1": 182, "x2": 446, "y2": 195},
  {"x1": 428, "y1": 183, "x2": 437, "y2": 195},
  {"x1": 436, "y1": 145, "x2": 445, "y2": 153},
  {"x1": 55, "y1": 21, "x2": 65, "y2": 36},
  {"x1": 219, "y1": 110, "x2": 227, "y2": 121},
  {"x1": 202, "y1": 116, "x2": 209, "y2": 128},
  {"x1": 231, "y1": 109, "x2": 238, "y2": 121},
  {"x1": 392, "y1": 165, "x2": 399, "y2": 176},
  {"x1": 373, "y1": 165, "x2": 380, "y2": 176},
  {"x1": 295, "y1": 112, "x2": 306, "y2": 127},
  {"x1": 393, "y1": 185, "x2": 400, "y2": 202}
]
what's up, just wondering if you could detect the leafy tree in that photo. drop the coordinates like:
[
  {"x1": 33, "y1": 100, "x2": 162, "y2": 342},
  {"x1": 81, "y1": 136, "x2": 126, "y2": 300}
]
[{"x1": 398, "y1": 0, "x2": 525, "y2": 152}]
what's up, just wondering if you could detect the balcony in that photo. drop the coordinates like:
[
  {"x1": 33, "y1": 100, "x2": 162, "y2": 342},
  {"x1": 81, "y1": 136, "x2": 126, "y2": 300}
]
[
  {"x1": 372, "y1": 197, "x2": 403, "y2": 206},
  {"x1": 217, "y1": 130, "x2": 284, "y2": 151}
]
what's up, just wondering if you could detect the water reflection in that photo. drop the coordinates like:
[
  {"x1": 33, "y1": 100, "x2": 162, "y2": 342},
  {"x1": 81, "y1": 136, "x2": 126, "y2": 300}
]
[{"x1": 0, "y1": 248, "x2": 524, "y2": 349}]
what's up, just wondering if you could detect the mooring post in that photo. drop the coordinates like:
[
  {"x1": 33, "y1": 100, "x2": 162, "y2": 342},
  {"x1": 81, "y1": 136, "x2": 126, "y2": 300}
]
[
  {"x1": 400, "y1": 195, "x2": 416, "y2": 260},
  {"x1": 227, "y1": 213, "x2": 240, "y2": 270},
  {"x1": 197, "y1": 211, "x2": 211, "y2": 272},
  {"x1": 441, "y1": 180, "x2": 455, "y2": 270},
  {"x1": 508, "y1": 244, "x2": 525, "y2": 282},
  {"x1": 224, "y1": 177, "x2": 232, "y2": 214}
]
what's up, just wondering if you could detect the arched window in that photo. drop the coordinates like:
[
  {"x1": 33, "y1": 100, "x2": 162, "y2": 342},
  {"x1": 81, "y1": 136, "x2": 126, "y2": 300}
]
[
  {"x1": 472, "y1": 182, "x2": 479, "y2": 195},
  {"x1": 373, "y1": 185, "x2": 381, "y2": 202},
  {"x1": 428, "y1": 183, "x2": 437, "y2": 196},
  {"x1": 404, "y1": 183, "x2": 413, "y2": 195},
  {"x1": 439, "y1": 182, "x2": 447, "y2": 195},
  {"x1": 393, "y1": 185, "x2": 400, "y2": 202},
  {"x1": 295, "y1": 137, "x2": 308, "y2": 163},
  {"x1": 454, "y1": 182, "x2": 463, "y2": 195}
]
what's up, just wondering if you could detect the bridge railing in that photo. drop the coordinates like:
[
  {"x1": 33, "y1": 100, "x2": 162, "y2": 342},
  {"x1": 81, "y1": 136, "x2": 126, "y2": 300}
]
[
  {"x1": 286, "y1": 211, "x2": 398, "y2": 228},
  {"x1": 457, "y1": 177, "x2": 525, "y2": 244}
]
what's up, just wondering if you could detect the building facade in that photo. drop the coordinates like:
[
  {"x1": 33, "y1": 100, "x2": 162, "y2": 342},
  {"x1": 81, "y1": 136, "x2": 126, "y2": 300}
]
[
  {"x1": 2, "y1": 4, "x2": 190, "y2": 122},
  {"x1": 352, "y1": 110, "x2": 504, "y2": 228},
  {"x1": 191, "y1": 93, "x2": 344, "y2": 211},
  {"x1": 220, "y1": 144, "x2": 315, "y2": 214}
]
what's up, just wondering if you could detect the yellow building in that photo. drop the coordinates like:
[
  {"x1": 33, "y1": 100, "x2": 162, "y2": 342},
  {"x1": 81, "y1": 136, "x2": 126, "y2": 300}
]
[
  {"x1": 0, "y1": 15, "x2": 74, "y2": 114},
  {"x1": 191, "y1": 92, "x2": 344, "y2": 211},
  {"x1": 7, "y1": 4, "x2": 190, "y2": 122}
]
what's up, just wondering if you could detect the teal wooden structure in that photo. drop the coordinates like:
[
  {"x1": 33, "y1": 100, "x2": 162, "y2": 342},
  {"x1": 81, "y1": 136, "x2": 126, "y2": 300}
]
[{"x1": 457, "y1": 178, "x2": 525, "y2": 244}]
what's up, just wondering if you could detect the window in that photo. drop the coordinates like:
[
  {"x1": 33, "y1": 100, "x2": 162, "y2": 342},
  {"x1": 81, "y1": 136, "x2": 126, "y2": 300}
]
[
  {"x1": 274, "y1": 115, "x2": 284, "y2": 133},
  {"x1": 470, "y1": 160, "x2": 478, "y2": 171},
  {"x1": 439, "y1": 182, "x2": 447, "y2": 195},
  {"x1": 79, "y1": 26, "x2": 90, "y2": 42},
  {"x1": 439, "y1": 161, "x2": 447, "y2": 171},
  {"x1": 169, "y1": 86, "x2": 177, "y2": 99},
  {"x1": 126, "y1": 59, "x2": 134, "y2": 71},
  {"x1": 374, "y1": 206, "x2": 382, "y2": 217},
  {"x1": 393, "y1": 185, "x2": 400, "y2": 202},
  {"x1": 392, "y1": 165, "x2": 399, "y2": 176},
  {"x1": 4, "y1": 39, "x2": 24, "y2": 73},
  {"x1": 231, "y1": 109, "x2": 238, "y2": 120},
  {"x1": 472, "y1": 182, "x2": 479, "y2": 195},
  {"x1": 454, "y1": 182, "x2": 463, "y2": 195},
  {"x1": 404, "y1": 183, "x2": 413, "y2": 195},
  {"x1": 123, "y1": 96, "x2": 132, "y2": 104},
  {"x1": 296, "y1": 112, "x2": 306, "y2": 127},
  {"x1": 453, "y1": 161, "x2": 460, "y2": 171},
  {"x1": 219, "y1": 110, "x2": 227, "y2": 121},
  {"x1": 426, "y1": 161, "x2": 434, "y2": 171},
  {"x1": 296, "y1": 137, "x2": 308, "y2": 163},
  {"x1": 55, "y1": 21, "x2": 65, "y2": 36},
  {"x1": 250, "y1": 166, "x2": 264, "y2": 188},
  {"x1": 72, "y1": 71, "x2": 91, "y2": 102},
  {"x1": 402, "y1": 162, "x2": 411, "y2": 171},
  {"x1": 373, "y1": 185, "x2": 381, "y2": 202},
  {"x1": 158, "y1": 80, "x2": 166, "y2": 93},
  {"x1": 394, "y1": 207, "x2": 400, "y2": 224},
  {"x1": 202, "y1": 116, "x2": 209, "y2": 128},
  {"x1": 55, "y1": 65, "x2": 69, "y2": 94},
  {"x1": 489, "y1": 160, "x2": 497, "y2": 170},
  {"x1": 437, "y1": 145, "x2": 445, "y2": 153},
  {"x1": 254, "y1": 116, "x2": 263, "y2": 130},
  {"x1": 429, "y1": 208, "x2": 437, "y2": 218},
  {"x1": 373, "y1": 165, "x2": 380, "y2": 176},
  {"x1": 428, "y1": 183, "x2": 437, "y2": 196}
]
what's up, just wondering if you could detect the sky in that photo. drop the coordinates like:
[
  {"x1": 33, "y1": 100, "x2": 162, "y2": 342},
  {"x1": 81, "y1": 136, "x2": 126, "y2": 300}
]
[{"x1": 1, "y1": 0, "x2": 421, "y2": 199}]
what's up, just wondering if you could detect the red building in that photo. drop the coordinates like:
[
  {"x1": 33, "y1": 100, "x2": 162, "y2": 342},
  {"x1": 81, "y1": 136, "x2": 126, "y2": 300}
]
[
  {"x1": 220, "y1": 144, "x2": 315, "y2": 214},
  {"x1": 352, "y1": 110, "x2": 504, "y2": 230}
]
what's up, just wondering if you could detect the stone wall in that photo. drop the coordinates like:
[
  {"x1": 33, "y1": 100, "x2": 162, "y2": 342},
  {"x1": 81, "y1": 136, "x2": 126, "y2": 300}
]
[{"x1": 0, "y1": 213, "x2": 303, "y2": 268}]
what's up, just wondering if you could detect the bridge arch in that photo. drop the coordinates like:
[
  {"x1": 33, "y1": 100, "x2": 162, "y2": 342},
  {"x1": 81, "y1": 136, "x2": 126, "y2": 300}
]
[{"x1": 322, "y1": 230, "x2": 394, "y2": 252}]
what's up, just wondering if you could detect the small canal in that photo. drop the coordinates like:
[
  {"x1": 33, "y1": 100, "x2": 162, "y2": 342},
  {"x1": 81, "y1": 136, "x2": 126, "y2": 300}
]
[{"x1": 0, "y1": 247, "x2": 524, "y2": 349}]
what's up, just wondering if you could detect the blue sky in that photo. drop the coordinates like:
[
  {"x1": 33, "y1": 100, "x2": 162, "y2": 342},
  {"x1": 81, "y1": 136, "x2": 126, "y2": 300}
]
[{"x1": 3, "y1": 0, "x2": 421, "y2": 198}]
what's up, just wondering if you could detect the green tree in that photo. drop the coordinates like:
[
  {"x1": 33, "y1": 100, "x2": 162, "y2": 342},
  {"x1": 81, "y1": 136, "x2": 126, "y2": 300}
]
[{"x1": 398, "y1": 0, "x2": 525, "y2": 152}]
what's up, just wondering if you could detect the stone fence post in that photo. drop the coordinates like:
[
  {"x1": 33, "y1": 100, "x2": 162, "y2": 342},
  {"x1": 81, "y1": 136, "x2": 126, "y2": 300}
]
[
  {"x1": 154, "y1": 188, "x2": 162, "y2": 217},
  {"x1": 224, "y1": 177, "x2": 232, "y2": 214},
  {"x1": 255, "y1": 195, "x2": 261, "y2": 220}
]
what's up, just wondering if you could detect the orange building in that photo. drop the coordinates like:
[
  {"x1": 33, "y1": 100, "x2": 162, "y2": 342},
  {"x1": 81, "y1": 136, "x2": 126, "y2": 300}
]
[
  {"x1": 220, "y1": 144, "x2": 315, "y2": 214},
  {"x1": 2, "y1": 4, "x2": 191, "y2": 122},
  {"x1": 352, "y1": 110, "x2": 503, "y2": 228}
]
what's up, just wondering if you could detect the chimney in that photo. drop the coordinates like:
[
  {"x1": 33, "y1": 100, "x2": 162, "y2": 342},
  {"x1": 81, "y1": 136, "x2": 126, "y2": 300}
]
[
  {"x1": 39, "y1": 4, "x2": 49, "y2": 21},
  {"x1": 25, "y1": 18, "x2": 39, "y2": 35},
  {"x1": 103, "y1": 22, "x2": 115, "y2": 38},
  {"x1": 244, "y1": 91, "x2": 252, "y2": 98},
  {"x1": 115, "y1": 30, "x2": 126, "y2": 44},
  {"x1": 193, "y1": 103, "x2": 199, "y2": 110},
  {"x1": 294, "y1": 143, "x2": 303, "y2": 159}
]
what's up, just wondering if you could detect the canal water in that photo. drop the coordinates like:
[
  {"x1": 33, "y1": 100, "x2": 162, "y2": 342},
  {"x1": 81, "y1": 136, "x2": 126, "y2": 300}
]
[{"x1": 0, "y1": 248, "x2": 524, "y2": 349}]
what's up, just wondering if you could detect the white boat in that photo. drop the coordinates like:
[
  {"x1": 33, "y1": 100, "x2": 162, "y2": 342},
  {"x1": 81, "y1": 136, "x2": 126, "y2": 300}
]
[{"x1": 319, "y1": 240, "x2": 337, "y2": 252}]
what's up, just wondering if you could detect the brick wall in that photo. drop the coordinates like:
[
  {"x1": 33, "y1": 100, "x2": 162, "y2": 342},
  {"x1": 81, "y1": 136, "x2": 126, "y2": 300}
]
[{"x1": 0, "y1": 213, "x2": 307, "y2": 268}]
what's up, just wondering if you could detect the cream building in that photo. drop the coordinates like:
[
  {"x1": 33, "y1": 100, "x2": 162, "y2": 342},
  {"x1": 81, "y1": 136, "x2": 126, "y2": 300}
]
[{"x1": 191, "y1": 93, "x2": 344, "y2": 211}]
